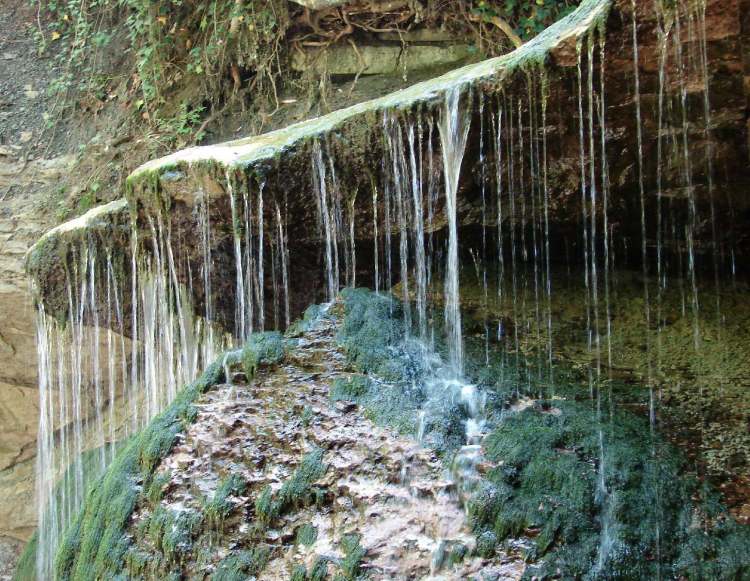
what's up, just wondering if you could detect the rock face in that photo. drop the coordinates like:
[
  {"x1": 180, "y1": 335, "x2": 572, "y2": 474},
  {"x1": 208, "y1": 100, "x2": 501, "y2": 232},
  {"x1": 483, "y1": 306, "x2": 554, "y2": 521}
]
[
  {"x1": 0, "y1": 149, "x2": 76, "y2": 547},
  {"x1": 291, "y1": 43, "x2": 475, "y2": 75},
  {"x1": 32, "y1": 0, "x2": 749, "y2": 329}
]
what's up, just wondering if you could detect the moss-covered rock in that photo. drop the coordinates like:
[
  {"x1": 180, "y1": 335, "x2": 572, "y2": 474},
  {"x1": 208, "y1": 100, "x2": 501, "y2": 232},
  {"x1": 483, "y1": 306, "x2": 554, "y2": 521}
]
[
  {"x1": 296, "y1": 523, "x2": 318, "y2": 547},
  {"x1": 203, "y1": 473, "x2": 247, "y2": 530},
  {"x1": 286, "y1": 304, "x2": 325, "y2": 338},
  {"x1": 329, "y1": 376, "x2": 371, "y2": 401},
  {"x1": 213, "y1": 547, "x2": 270, "y2": 581},
  {"x1": 52, "y1": 357, "x2": 226, "y2": 581},
  {"x1": 337, "y1": 289, "x2": 750, "y2": 580},
  {"x1": 241, "y1": 331, "x2": 286, "y2": 378}
]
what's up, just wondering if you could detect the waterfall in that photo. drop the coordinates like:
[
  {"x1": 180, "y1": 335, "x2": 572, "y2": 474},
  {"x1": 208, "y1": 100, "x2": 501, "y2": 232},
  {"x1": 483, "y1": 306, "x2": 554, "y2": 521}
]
[
  {"x1": 29, "y1": 0, "x2": 744, "y2": 576},
  {"x1": 408, "y1": 122, "x2": 428, "y2": 339},
  {"x1": 438, "y1": 87, "x2": 471, "y2": 372},
  {"x1": 312, "y1": 142, "x2": 338, "y2": 301}
]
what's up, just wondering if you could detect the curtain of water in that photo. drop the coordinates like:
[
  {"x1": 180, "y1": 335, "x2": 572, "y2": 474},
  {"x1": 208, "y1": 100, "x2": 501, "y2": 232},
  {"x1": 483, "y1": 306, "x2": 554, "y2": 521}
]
[{"x1": 34, "y1": 199, "x2": 249, "y2": 576}]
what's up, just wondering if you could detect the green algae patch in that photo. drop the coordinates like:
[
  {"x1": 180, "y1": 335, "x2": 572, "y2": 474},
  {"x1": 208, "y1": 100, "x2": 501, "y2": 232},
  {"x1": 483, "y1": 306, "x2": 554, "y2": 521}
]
[{"x1": 53, "y1": 357, "x2": 226, "y2": 581}]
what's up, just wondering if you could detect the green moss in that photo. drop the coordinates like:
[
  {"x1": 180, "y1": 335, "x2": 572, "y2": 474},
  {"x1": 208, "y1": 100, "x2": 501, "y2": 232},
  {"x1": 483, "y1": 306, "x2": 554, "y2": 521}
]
[
  {"x1": 13, "y1": 533, "x2": 37, "y2": 581},
  {"x1": 146, "y1": 472, "x2": 171, "y2": 506},
  {"x1": 336, "y1": 289, "x2": 467, "y2": 452},
  {"x1": 291, "y1": 564, "x2": 309, "y2": 581},
  {"x1": 296, "y1": 523, "x2": 318, "y2": 547},
  {"x1": 255, "y1": 449, "x2": 327, "y2": 532},
  {"x1": 330, "y1": 376, "x2": 371, "y2": 401},
  {"x1": 162, "y1": 510, "x2": 202, "y2": 562},
  {"x1": 301, "y1": 405, "x2": 314, "y2": 427},
  {"x1": 241, "y1": 331, "x2": 286, "y2": 378},
  {"x1": 448, "y1": 542, "x2": 468, "y2": 566},
  {"x1": 146, "y1": 505, "x2": 171, "y2": 552},
  {"x1": 124, "y1": 546, "x2": 153, "y2": 577},
  {"x1": 276, "y1": 448, "x2": 327, "y2": 513},
  {"x1": 53, "y1": 357, "x2": 225, "y2": 581},
  {"x1": 213, "y1": 547, "x2": 271, "y2": 581},
  {"x1": 203, "y1": 473, "x2": 247, "y2": 529},
  {"x1": 254, "y1": 485, "x2": 278, "y2": 525},
  {"x1": 286, "y1": 304, "x2": 325, "y2": 338},
  {"x1": 309, "y1": 556, "x2": 333, "y2": 581},
  {"x1": 473, "y1": 399, "x2": 750, "y2": 579},
  {"x1": 475, "y1": 530, "x2": 498, "y2": 558},
  {"x1": 337, "y1": 288, "x2": 749, "y2": 578},
  {"x1": 338, "y1": 533, "x2": 366, "y2": 580},
  {"x1": 337, "y1": 288, "x2": 405, "y2": 379}
]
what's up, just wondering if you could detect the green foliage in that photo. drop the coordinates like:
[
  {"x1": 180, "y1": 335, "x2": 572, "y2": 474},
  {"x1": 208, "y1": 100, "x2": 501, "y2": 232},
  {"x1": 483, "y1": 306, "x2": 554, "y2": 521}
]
[
  {"x1": 37, "y1": 0, "x2": 291, "y2": 143},
  {"x1": 470, "y1": 0, "x2": 580, "y2": 39},
  {"x1": 291, "y1": 564, "x2": 309, "y2": 581},
  {"x1": 296, "y1": 523, "x2": 319, "y2": 547},
  {"x1": 213, "y1": 547, "x2": 271, "y2": 581},
  {"x1": 241, "y1": 331, "x2": 286, "y2": 378},
  {"x1": 53, "y1": 357, "x2": 226, "y2": 581},
  {"x1": 155, "y1": 102, "x2": 207, "y2": 142}
]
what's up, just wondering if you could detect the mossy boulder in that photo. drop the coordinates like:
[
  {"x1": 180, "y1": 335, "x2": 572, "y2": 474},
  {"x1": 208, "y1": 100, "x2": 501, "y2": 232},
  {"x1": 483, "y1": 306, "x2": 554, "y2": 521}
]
[{"x1": 241, "y1": 331, "x2": 286, "y2": 378}]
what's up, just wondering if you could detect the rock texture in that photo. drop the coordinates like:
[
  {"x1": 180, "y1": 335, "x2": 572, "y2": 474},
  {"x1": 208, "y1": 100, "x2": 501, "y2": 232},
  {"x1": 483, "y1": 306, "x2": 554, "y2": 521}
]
[
  {"x1": 291, "y1": 43, "x2": 475, "y2": 75},
  {"x1": 0, "y1": 148, "x2": 75, "y2": 546}
]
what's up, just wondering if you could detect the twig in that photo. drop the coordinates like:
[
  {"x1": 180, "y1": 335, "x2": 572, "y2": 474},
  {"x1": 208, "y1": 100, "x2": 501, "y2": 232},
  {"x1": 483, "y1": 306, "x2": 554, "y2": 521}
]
[
  {"x1": 347, "y1": 37, "x2": 367, "y2": 98},
  {"x1": 469, "y1": 13, "x2": 523, "y2": 48}
]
